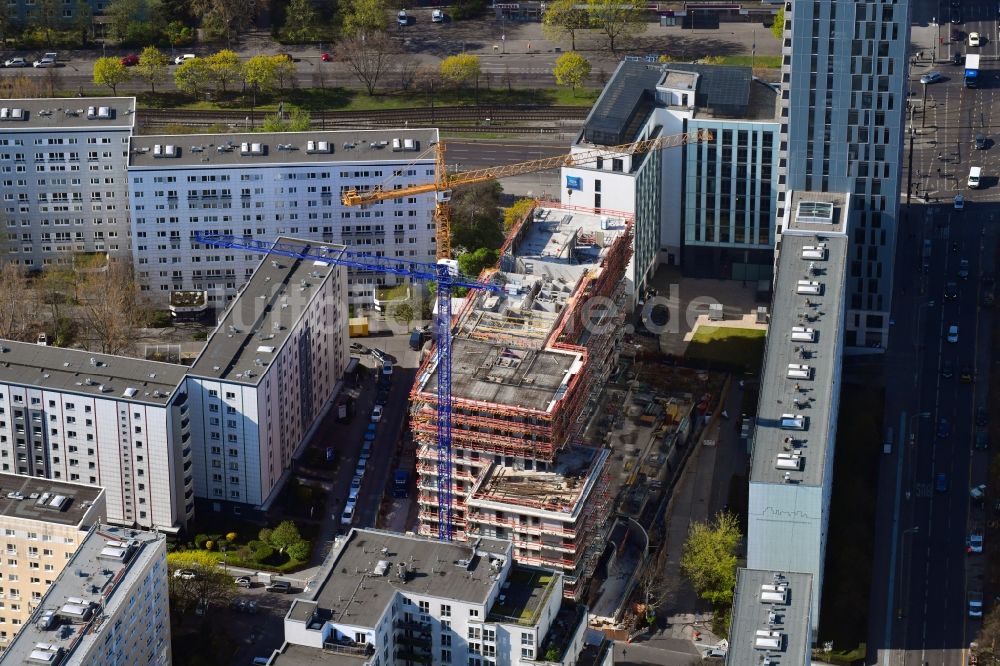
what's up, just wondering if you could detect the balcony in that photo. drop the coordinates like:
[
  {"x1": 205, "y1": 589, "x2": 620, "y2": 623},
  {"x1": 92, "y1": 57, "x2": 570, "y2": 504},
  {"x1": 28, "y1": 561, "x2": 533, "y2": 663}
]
[
  {"x1": 321, "y1": 641, "x2": 374, "y2": 658},
  {"x1": 395, "y1": 631, "x2": 432, "y2": 648},
  {"x1": 394, "y1": 647, "x2": 432, "y2": 664},
  {"x1": 394, "y1": 619, "x2": 431, "y2": 632}
]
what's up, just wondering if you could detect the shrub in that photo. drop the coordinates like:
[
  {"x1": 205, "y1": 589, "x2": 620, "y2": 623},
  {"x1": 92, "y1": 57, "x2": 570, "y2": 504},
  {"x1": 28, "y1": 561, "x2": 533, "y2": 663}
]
[
  {"x1": 252, "y1": 543, "x2": 275, "y2": 563},
  {"x1": 258, "y1": 527, "x2": 273, "y2": 544},
  {"x1": 225, "y1": 532, "x2": 238, "y2": 542},
  {"x1": 287, "y1": 539, "x2": 310, "y2": 562},
  {"x1": 194, "y1": 533, "x2": 210, "y2": 549},
  {"x1": 204, "y1": 540, "x2": 215, "y2": 551}
]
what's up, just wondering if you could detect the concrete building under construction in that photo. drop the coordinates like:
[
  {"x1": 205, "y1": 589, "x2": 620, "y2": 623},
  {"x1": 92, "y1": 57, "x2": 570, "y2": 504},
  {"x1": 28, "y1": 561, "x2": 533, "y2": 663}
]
[{"x1": 410, "y1": 202, "x2": 633, "y2": 599}]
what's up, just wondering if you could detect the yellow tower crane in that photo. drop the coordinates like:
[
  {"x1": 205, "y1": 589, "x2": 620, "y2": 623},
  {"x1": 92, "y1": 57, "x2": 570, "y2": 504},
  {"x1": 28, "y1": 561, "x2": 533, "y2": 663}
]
[{"x1": 341, "y1": 129, "x2": 713, "y2": 259}]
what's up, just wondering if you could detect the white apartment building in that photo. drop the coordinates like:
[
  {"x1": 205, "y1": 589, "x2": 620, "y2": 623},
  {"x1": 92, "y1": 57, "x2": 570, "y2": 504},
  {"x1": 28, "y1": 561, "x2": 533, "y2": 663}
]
[
  {"x1": 0, "y1": 475, "x2": 104, "y2": 651},
  {"x1": 0, "y1": 340, "x2": 192, "y2": 533},
  {"x1": 0, "y1": 524, "x2": 170, "y2": 665},
  {"x1": 185, "y1": 237, "x2": 349, "y2": 513},
  {"x1": 126, "y1": 129, "x2": 439, "y2": 308},
  {"x1": 0, "y1": 98, "x2": 135, "y2": 268},
  {"x1": 268, "y1": 529, "x2": 592, "y2": 666}
]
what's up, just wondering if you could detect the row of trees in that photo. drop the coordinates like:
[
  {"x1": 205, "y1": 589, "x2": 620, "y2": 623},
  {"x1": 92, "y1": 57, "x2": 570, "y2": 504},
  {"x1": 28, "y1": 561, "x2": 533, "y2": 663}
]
[{"x1": 542, "y1": 0, "x2": 648, "y2": 54}]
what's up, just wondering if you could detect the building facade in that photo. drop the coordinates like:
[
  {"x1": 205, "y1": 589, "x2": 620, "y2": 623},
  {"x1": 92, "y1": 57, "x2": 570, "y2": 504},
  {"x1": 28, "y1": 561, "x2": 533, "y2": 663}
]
[
  {"x1": 0, "y1": 341, "x2": 192, "y2": 533},
  {"x1": 185, "y1": 237, "x2": 350, "y2": 512},
  {"x1": 127, "y1": 130, "x2": 438, "y2": 309},
  {"x1": 780, "y1": 0, "x2": 909, "y2": 347},
  {"x1": 562, "y1": 62, "x2": 779, "y2": 289},
  {"x1": 0, "y1": 524, "x2": 170, "y2": 665},
  {"x1": 0, "y1": 98, "x2": 134, "y2": 268},
  {"x1": 270, "y1": 529, "x2": 593, "y2": 666},
  {"x1": 0, "y1": 475, "x2": 104, "y2": 651}
]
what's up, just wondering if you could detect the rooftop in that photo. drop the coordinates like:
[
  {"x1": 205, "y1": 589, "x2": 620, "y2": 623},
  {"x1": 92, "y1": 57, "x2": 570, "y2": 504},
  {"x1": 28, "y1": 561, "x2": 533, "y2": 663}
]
[
  {"x1": 128, "y1": 128, "x2": 438, "y2": 168},
  {"x1": 188, "y1": 237, "x2": 343, "y2": 384},
  {"x1": 271, "y1": 642, "x2": 364, "y2": 665},
  {"x1": 2, "y1": 525, "x2": 165, "y2": 664},
  {"x1": 0, "y1": 97, "x2": 136, "y2": 131},
  {"x1": 727, "y1": 569, "x2": 812, "y2": 666},
  {"x1": 0, "y1": 340, "x2": 187, "y2": 406},
  {"x1": 0, "y1": 474, "x2": 102, "y2": 527},
  {"x1": 307, "y1": 528, "x2": 511, "y2": 630},
  {"x1": 750, "y1": 191, "x2": 849, "y2": 486},
  {"x1": 470, "y1": 445, "x2": 609, "y2": 518},
  {"x1": 418, "y1": 205, "x2": 630, "y2": 410},
  {"x1": 486, "y1": 565, "x2": 560, "y2": 626}
]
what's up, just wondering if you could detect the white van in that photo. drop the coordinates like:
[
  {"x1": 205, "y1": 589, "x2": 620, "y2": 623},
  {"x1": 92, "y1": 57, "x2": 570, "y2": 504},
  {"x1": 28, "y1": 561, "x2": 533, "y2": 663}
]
[{"x1": 969, "y1": 166, "x2": 982, "y2": 189}]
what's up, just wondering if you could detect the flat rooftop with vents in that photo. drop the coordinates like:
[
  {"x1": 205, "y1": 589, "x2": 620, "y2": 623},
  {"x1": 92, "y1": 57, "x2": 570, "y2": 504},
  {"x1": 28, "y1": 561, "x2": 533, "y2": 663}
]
[
  {"x1": 0, "y1": 474, "x2": 103, "y2": 527},
  {"x1": 750, "y1": 191, "x2": 848, "y2": 487},
  {"x1": 304, "y1": 528, "x2": 510, "y2": 630},
  {"x1": 727, "y1": 569, "x2": 812, "y2": 666},
  {"x1": 188, "y1": 237, "x2": 344, "y2": 384},
  {"x1": 1, "y1": 524, "x2": 165, "y2": 665},
  {"x1": 128, "y1": 129, "x2": 438, "y2": 168},
  {"x1": 0, "y1": 340, "x2": 187, "y2": 406},
  {"x1": 469, "y1": 445, "x2": 609, "y2": 518},
  {"x1": 0, "y1": 97, "x2": 136, "y2": 131}
]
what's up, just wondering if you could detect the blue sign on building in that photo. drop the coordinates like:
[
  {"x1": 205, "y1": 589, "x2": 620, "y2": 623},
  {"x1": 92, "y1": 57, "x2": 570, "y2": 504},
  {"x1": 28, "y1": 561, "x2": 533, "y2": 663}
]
[{"x1": 566, "y1": 175, "x2": 583, "y2": 191}]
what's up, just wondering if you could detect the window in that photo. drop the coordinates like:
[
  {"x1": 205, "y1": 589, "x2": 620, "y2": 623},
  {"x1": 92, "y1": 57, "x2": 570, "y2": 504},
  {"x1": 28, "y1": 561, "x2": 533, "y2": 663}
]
[
  {"x1": 469, "y1": 609, "x2": 480, "y2": 618},
  {"x1": 441, "y1": 649, "x2": 452, "y2": 663},
  {"x1": 418, "y1": 600, "x2": 429, "y2": 614},
  {"x1": 440, "y1": 604, "x2": 451, "y2": 618}
]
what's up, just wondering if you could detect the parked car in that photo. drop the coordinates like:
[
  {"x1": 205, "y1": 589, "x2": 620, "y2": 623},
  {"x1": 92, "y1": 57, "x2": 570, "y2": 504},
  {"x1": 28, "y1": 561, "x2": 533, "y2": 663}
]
[
  {"x1": 235, "y1": 576, "x2": 253, "y2": 588},
  {"x1": 382, "y1": 361, "x2": 393, "y2": 376},
  {"x1": 340, "y1": 504, "x2": 355, "y2": 525},
  {"x1": 955, "y1": 194, "x2": 965, "y2": 210},
  {"x1": 920, "y1": 71, "x2": 943, "y2": 84},
  {"x1": 173, "y1": 569, "x2": 196, "y2": 580},
  {"x1": 969, "y1": 32, "x2": 982, "y2": 47},
  {"x1": 121, "y1": 54, "x2": 139, "y2": 67},
  {"x1": 947, "y1": 325, "x2": 960, "y2": 343},
  {"x1": 968, "y1": 531, "x2": 984, "y2": 553},
  {"x1": 971, "y1": 484, "x2": 987, "y2": 500},
  {"x1": 969, "y1": 595, "x2": 984, "y2": 618},
  {"x1": 432, "y1": 8, "x2": 445, "y2": 22},
  {"x1": 3, "y1": 57, "x2": 27, "y2": 68},
  {"x1": 350, "y1": 342, "x2": 369, "y2": 354},
  {"x1": 32, "y1": 54, "x2": 57, "y2": 68},
  {"x1": 266, "y1": 580, "x2": 292, "y2": 593},
  {"x1": 174, "y1": 53, "x2": 196, "y2": 65},
  {"x1": 959, "y1": 258, "x2": 970, "y2": 279},
  {"x1": 371, "y1": 405, "x2": 383, "y2": 422},
  {"x1": 355, "y1": 458, "x2": 367, "y2": 477},
  {"x1": 975, "y1": 133, "x2": 988, "y2": 150},
  {"x1": 321, "y1": 52, "x2": 332, "y2": 62},
  {"x1": 397, "y1": 9, "x2": 408, "y2": 24},
  {"x1": 935, "y1": 472, "x2": 949, "y2": 492}
]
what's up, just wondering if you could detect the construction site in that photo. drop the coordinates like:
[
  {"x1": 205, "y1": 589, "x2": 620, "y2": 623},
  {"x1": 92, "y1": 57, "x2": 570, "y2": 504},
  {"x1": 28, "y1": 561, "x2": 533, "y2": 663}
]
[{"x1": 410, "y1": 201, "x2": 633, "y2": 599}]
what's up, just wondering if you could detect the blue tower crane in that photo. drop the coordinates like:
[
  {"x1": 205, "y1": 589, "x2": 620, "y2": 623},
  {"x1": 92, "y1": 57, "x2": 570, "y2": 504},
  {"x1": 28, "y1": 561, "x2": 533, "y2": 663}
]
[{"x1": 195, "y1": 235, "x2": 505, "y2": 540}]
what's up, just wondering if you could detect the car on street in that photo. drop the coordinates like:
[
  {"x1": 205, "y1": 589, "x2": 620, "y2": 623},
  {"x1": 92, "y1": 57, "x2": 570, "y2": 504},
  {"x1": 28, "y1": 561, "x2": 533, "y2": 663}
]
[
  {"x1": 351, "y1": 475, "x2": 362, "y2": 491},
  {"x1": 371, "y1": 405, "x2": 383, "y2": 422},
  {"x1": 355, "y1": 458, "x2": 367, "y2": 477},
  {"x1": 349, "y1": 482, "x2": 361, "y2": 501},
  {"x1": 375, "y1": 389, "x2": 389, "y2": 405},
  {"x1": 947, "y1": 325, "x2": 959, "y2": 343},
  {"x1": 121, "y1": 54, "x2": 139, "y2": 66},
  {"x1": 173, "y1": 569, "x2": 196, "y2": 580},
  {"x1": 942, "y1": 360, "x2": 954, "y2": 378},
  {"x1": 945, "y1": 281, "x2": 959, "y2": 300},
  {"x1": 961, "y1": 366, "x2": 974, "y2": 383},
  {"x1": 977, "y1": 407, "x2": 989, "y2": 427},
  {"x1": 955, "y1": 194, "x2": 965, "y2": 210},
  {"x1": 952, "y1": 51, "x2": 964, "y2": 65},
  {"x1": 321, "y1": 52, "x2": 332, "y2": 62},
  {"x1": 266, "y1": 580, "x2": 292, "y2": 593},
  {"x1": 350, "y1": 342, "x2": 369, "y2": 354},
  {"x1": 959, "y1": 258, "x2": 970, "y2": 279},
  {"x1": 970, "y1": 32, "x2": 982, "y2": 47},
  {"x1": 951, "y1": 9, "x2": 962, "y2": 24},
  {"x1": 3, "y1": 57, "x2": 27, "y2": 67},
  {"x1": 32, "y1": 54, "x2": 57, "y2": 68},
  {"x1": 382, "y1": 361, "x2": 393, "y2": 376},
  {"x1": 935, "y1": 472, "x2": 949, "y2": 492},
  {"x1": 937, "y1": 418, "x2": 951, "y2": 438},
  {"x1": 920, "y1": 71, "x2": 943, "y2": 84},
  {"x1": 235, "y1": 576, "x2": 253, "y2": 588},
  {"x1": 340, "y1": 503, "x2": 355, "y2": 525},
  {"x1": 432, "y1": 9, "x2": 445, "y2": 22},
  {"x1": 976, "y1": 430, "x2": 990, "y2": 449},
  {"x1": 174, "y1": 53, "x2": 196, "y2": 65},
  {"x1": 975, "y1": 133, "x2": 989, "y2": 150},
  {"x1": 971, "y1": 484, "x2": 987, "y2": 500},
  {"x1": 397, "y1": 9, "x2": 409, "y2": 24},
  {"x1": 968, "y1": 531, "x2": 984, "y2": 553},
  {"x1": 969, "y1": 595, "x2": 984, "y2": 618},
  {"x1": 371, "y1": 349, "x2": 397, "y2": 365}
]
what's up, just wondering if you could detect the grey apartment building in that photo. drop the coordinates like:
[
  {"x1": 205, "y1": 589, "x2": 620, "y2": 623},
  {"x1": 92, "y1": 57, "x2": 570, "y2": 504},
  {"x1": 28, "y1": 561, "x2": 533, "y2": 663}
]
[{"x1": 779, "y1": 0, "x2": 909, "y2": 348}]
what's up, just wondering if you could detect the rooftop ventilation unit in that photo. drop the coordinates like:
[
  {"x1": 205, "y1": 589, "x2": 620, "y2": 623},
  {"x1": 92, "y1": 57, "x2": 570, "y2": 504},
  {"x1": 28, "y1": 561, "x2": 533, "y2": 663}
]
[
  {"x1": 27, "y1": 643, "x2": 64, "y2": 664},
  {"x1": 256, "y1": 345, "x2": 275, "y2": 353},
  {"x1": 306, "y1": 140, "x2": 332, "y2": 154},
  {"x1": 754, "y1": 630, "x2": 784, "y2": 650},
  {"x1": 796, "y1": 280, "x2": 822, "y2": 295},
  {"x1": 790, "y1": 326, "x2": 816, "y2": 342},
  {"x1": 373, "y1": 560, "x2": 390, "y2": 576},
  {"x1": 801, "y1": 243, "x2": 828, "y2": 260},
  {"x1": 778, "y1": 414, "x2": 807, "y2": 430},
  {"x1": 786, "y1": 364, "x2": 811, "y2": 380},
  {"x1": 123, "y1": 387, "x2": 137, "y2": 398},
  {"x1": 391, "y1": 138, "x2": 403, "y2": 152},
  {"x1": 774, "y1": 453, "x2": 802, "y2": 471},
  {"x1": 153, "y1": 144, "x2": 178, "y2": 158},
  {"x1": 0, "y1": 107, "x2": 28, "y2": 121},
  {"x1": 240, "y1": 142, "x2": 266, "y2": 156}
]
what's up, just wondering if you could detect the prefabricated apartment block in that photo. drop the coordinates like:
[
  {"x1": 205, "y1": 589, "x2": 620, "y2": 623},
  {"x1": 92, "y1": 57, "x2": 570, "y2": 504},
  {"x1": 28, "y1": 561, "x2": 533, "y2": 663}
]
[{"x1": 410, "y1": 203, "x2": 631, "y2": 599}]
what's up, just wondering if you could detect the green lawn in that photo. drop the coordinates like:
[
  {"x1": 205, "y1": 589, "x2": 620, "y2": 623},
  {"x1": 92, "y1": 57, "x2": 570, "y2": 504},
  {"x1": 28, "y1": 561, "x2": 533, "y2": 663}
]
[
  {"x1": 714, "y1": 54, "x2": 783, "y2": 68},
  {"x1": 138, "y1": 86, "x2": 600, "y2": 113},
  {"x1": 684, "y1": 326, "x2": 767, "y2": 373},
  {"x1": 817, "y1": 384, "x2": 884, "y2": 652}
]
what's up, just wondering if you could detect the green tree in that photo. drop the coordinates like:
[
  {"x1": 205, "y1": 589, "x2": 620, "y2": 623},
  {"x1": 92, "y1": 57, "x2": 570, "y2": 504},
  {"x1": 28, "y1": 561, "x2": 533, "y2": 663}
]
[
  {"x1": 163, "y1": 20, "x2": 194, "y2": 47},
  {"x1": 391, "y1": 302, "x2": 414, "y2": 328},
  {"x1": 450, "y1": 180, "x2": 504, "y2": 251},
  {"x1": 458, "y1": 247, "x2": 498, "y2": 278},
  {"x1": 0, "y1": 2, "x2": 11, "y2": 45},
  {"x1": 105, "y1": 0, "x2": 137, "y2": 43},
  {"x1": 135, "y1": 46, "x2": 169, "y2": 93},
  {"x1": 242, "y1": 53, "x2": 278, "y2": 94},
  {"x1": 29, "y1": 0, "x2": 62, "y2": 46},
  {"x1": 440, "y1": 53, "x2": 481, "y2": 89},
  {"x1": 340, "y1": 32, "x2": 395, "y2": 95},
  {"x1": 342, "y1": 0, "x2": 388, "y2": 37},
  {"x1": 73, "y1": 0, "x2": 92, "y2": 44},
  {"x1": 282, "y1": 0, "x2": 321, "y2": 42},
  {"x1": 93, "y1": 56, "x2": 131, "y2": 94},
  {"x1": 680, "y1": 512, "x2": 741, "y2": 607},
  {"x1": 174, "y1": 57, "x2": 212, "y2": 97},
  {"x1": 542, "y1": 0, "x2": 591, "y2": 51},
  {"x1": 586, "y1": 0, "x2": 647, "y2": 54},
  {"x1": 166, "y1": 560, "x2": 235, "y2": 616},
  {"x1": 272, "y1": 55, "x2": 295, "y2": 90},
  {"x1": 191, "y1": 0, "x2": 261, "y2": 46},
  {"x1": 257, "y1": 527, "x2": 273, "y2": 543},
  {"x1": 503, "y1": 198, "x2": 535, "y2": 232},
  {"x1": 287, "y1": 539, "x2": 311, "y2": 561},
  {"x1": 553, "y1": 51, "x2": 591, "y2": 92},
  {"x1": 206, "y1": 49, "x2": 241, "y2": 93},
  {"x1": 770, "y1": 6, "x2": 784, "y2": 40},
  {"x1": 267, "y1": 520, "x2": 301, "y2": 553}
]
